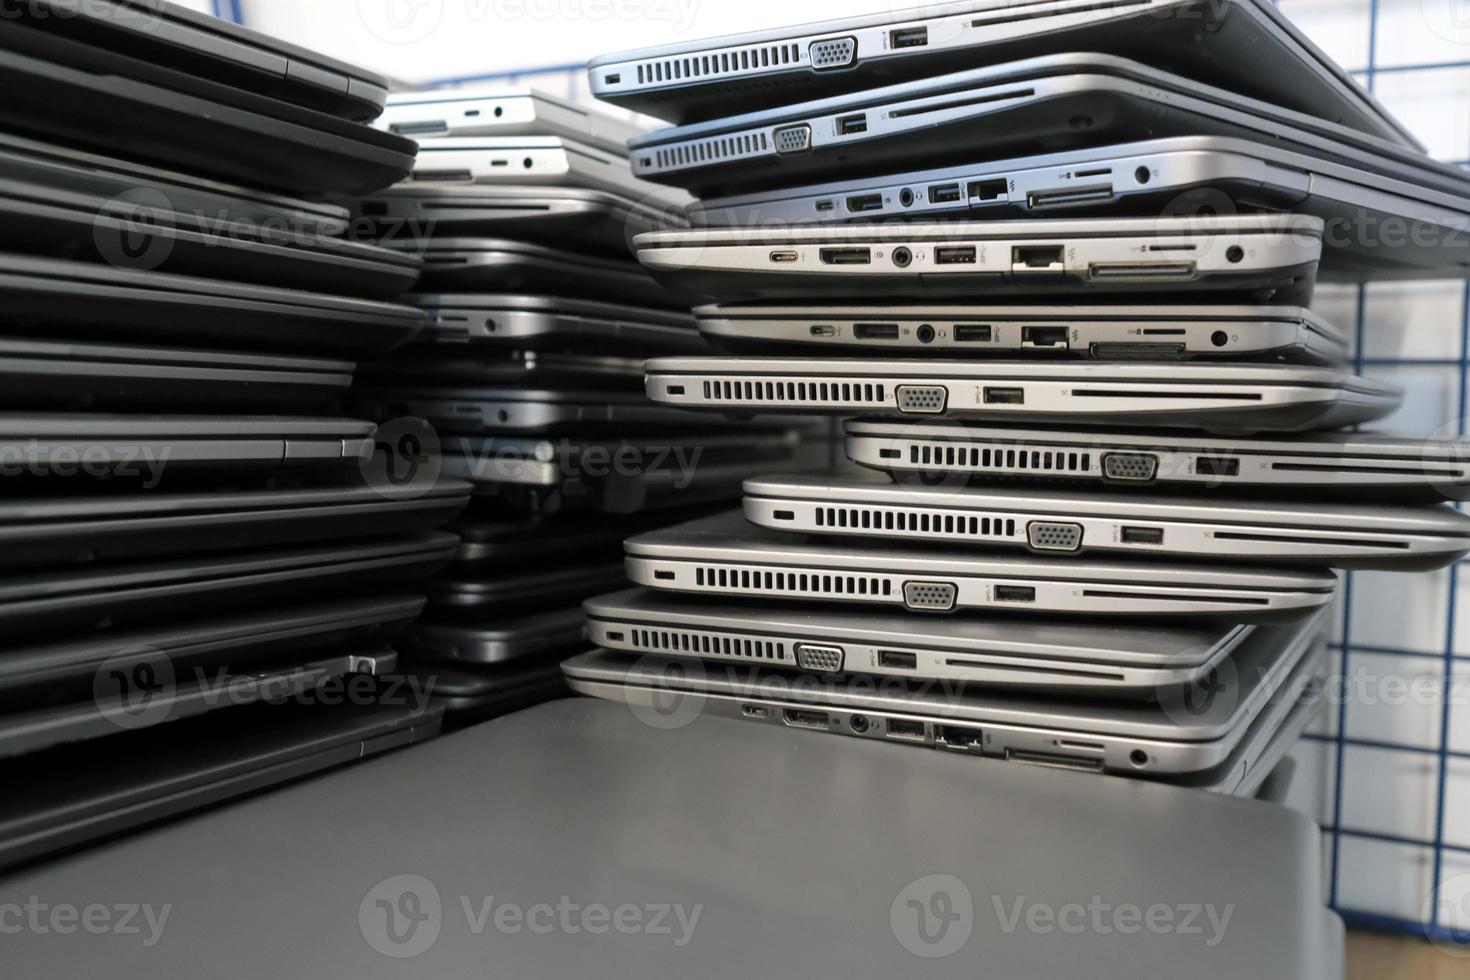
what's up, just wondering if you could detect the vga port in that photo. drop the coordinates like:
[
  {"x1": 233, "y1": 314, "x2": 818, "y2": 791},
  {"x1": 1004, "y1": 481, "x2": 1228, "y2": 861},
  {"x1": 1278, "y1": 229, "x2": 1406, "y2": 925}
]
[
  {"x1": 895, "y1": 385, "x2": 948, "y2": 414},
  {"x1": 809, "y1": 36, "x2": 857, "y2": 70},
  {"x1": 1027, "y1": 522, "x2": 1083, "y2": 553},
  {"x1": 795, "y1": 643, "x2": 845, "y2": 673},
  {"x1": 903, "y1": 581, "x2": 957, "y2": 612},
  {"x1": 1102, "y1": 453, "x2": 1160, "y2": 482},
  {"x1": 773, "y1": 124, "x2": 813, "y2": 155}
]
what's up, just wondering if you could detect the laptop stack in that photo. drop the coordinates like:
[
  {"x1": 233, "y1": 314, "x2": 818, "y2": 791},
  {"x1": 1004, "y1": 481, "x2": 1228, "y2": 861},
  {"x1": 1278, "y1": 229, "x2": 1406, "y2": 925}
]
[
  {"x1": 0, "y1": 2, "x2": 468, "y2": 869},
  {"x1": 558, "y1": 3, "x2": 1470, "y2": 794},
  {"x1": 348, "y1": 88, "x2": 806, "y2": 725}
]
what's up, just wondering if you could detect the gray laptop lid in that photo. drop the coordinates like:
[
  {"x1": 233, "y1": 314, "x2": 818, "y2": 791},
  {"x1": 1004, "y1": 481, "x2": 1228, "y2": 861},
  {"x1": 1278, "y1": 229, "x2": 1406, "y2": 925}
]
[
  {"x1": 380, "y1": 85, "x2": 646, "y2": 153},
  {"x1": 0, "y1": 697, "x2": 1338, "y2": 979}
]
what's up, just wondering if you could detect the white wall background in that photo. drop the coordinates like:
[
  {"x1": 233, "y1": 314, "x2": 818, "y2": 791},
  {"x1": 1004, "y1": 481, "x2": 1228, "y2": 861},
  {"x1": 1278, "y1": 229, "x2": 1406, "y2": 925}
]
[{"x1": 219, "y1": 0, "x2": 1470, "y2": 940}]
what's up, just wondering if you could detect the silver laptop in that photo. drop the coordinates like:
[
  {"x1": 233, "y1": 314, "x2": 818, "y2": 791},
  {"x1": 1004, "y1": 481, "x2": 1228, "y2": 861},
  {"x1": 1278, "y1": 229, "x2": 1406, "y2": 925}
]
[
  {"x1": 623, "y1": 54, "x2": 1456, "y2": 197},
  {"x1": 380, "y1": 86, "x2": 646, "y2": 155},
  {"x1": 564, "y1": 607, "x2": 1326, "y2": 776},
  {"x1": 355, "y1": 185, "x2": 687, "y2": 254},
  {"x1": 584, "y1": 586, "x2": 1255, "y2": 695},
  {"x1": 626, "y1": 510, "x2": 1338, "y2": 622},
  {"x1": 745, "y1": 473, "x2": 1470, "y2": 570},
  {"x1": 633, "y1": 215, "x2": 1324, "y2": 303},
  {"x1": 566, "y1": 636, "x2": 1328, "y2": 790},
  {"x1": 354, "y1": 387, "x2": 717, "y2": 437},
  {"x1": 644, "y1": 357, "x2": 1400, "y2": 433},
  {"x1": 845, "y1": 419, "x2": 1470, "y2": 500},
  {"x1": 690, "y1": 136, "x2": 1470, "y2": 280},
  {"x1": 407, "y1": 293, "x2": 707, "y2": 355},
  {"x1": 695, "y1": 301, "x2": 1348, "y2": 363},
  {"x1": 401, "y1": 136, "x2": 692, "y2": 209},
  {"x1": 588, "y1": 0, "x2": 1415, "y2": 151}
]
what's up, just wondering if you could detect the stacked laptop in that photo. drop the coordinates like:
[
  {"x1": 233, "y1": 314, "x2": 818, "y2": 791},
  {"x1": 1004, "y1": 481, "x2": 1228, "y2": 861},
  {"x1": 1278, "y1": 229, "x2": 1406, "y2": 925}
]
[
  {"x1": 560, "y1": 1, "x2": 1470, "y2": 795},
  {"x1": 348, "y1": 87, "x2": 805, "y2": 724},
  {"x1": 0, "y1": 1, "x2": 471, "y2": 869}
]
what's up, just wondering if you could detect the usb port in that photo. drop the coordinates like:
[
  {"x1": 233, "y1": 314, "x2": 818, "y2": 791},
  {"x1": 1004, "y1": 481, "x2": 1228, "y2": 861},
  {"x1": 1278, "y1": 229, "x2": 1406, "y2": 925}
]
[
  {"x1": 954, "y1": 324, "x2": 993, "y2": 343},
  {"x1": 846, "y1": 193, "x2": 883, "y2": 213},
  {"x1": 1021, "y1": 326, "x2": 1069, "y2": 349},
  {"x1": 782, "y1": 709, "x2": 830, "y2": 731},
  {"x1": 742, "y1": 705, "x2": 769, "y2": 719},
  {"x1": 886, "y1": 717, "x2": 927, "y2": 741},
  {"x1": 1013, "y1": 245, "x2": 1065, "y2": 271},
  {"x1": 853, "y1": 322, "x2": 900, "y2": 339},
  {"x1": 769, "y1": 250, "x2": 799, "y2": 263},
  {"x1": 934, "y1": 246, "x2": 976, "y2": 265},
  {"x1": 983, "y1": 387, "x2": 1024, "y2": 405},
  {"x1": 815, "y1": 199, "x2": 835, "y2": 212},
  {"x1": 837, "y1": 113, "x2": 868, "y2": 135},
  {"x1": 1195, "y1": 456, "x2": 1241, "y2": 477},
  {"x1": 1121, "y1": 526, "x2": 1165, "y2": 545},
  {"x1": 890, "y1": 26, "x2": 929, "y2": 48},
  {"x1": 936, "y1": 725, "x2": 985, "y2": 751},
  {"x1": 928, "y1": 184, "x2": 962, "y2": 204},
  {"x1": 970, "y1": 178, "x2": 1008, "y2": 201},
  {"x1": 994, "y1": 585, "x2": 1036, "y2": 603},
  {"x1": 820, "y1": 247, "x2": 872, "y2": 265},
  {"x1": 879, "y1": 650, "x2": 918, "y2": 670}
]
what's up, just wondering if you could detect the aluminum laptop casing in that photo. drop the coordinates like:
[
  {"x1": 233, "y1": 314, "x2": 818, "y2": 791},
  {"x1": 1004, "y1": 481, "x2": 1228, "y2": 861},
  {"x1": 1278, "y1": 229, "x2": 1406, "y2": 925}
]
[{"x1": 625, "y1": 510, "x2": 1337, "y2": 622}]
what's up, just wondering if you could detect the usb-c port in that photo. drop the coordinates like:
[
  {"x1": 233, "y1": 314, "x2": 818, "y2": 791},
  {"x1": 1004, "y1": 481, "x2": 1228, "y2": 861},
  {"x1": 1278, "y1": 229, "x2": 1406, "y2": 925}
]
[{"x1": 769, "y1": 250, "x2": 799, "y2": 263}]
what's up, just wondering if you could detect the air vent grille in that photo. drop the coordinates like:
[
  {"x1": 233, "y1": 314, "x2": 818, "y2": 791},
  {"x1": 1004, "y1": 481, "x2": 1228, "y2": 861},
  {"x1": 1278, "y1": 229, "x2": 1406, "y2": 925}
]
[
  {"x1": 813, "y1": 506, "x2": 1018, "y2": 540},
  {"x1": 626, "y1": 627, "x2": 790, "y2": 663},
  {"x1": 701, "y1": 379, "x2": 888, "y2": 406},
  {"x1": 905, "y1": 443, "x2": 1093, "y2": 475},
  {"x1": 692, "y1": 564, "x2": 894, "y2": 600},
  {"x1": 636, "y1": 42, "x2": 804, "y2": 87},
  {"x1": 652, "y1": 129, "x2": 770, "y2": 170}
]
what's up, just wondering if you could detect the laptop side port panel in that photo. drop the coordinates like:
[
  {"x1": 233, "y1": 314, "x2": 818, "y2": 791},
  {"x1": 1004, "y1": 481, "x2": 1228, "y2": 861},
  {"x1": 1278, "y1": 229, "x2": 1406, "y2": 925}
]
[{"x1": 903, "y1": 581, "x2": 957, "y2": 612}]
